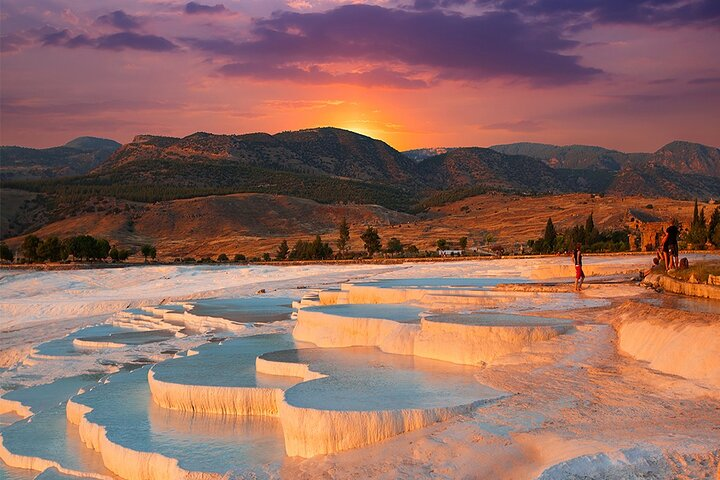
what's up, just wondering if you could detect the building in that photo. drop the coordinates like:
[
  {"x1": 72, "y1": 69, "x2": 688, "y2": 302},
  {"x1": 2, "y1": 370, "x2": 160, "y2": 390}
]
[{"x1": 625, "y1": 209, "x2": 668, "y2": 252}]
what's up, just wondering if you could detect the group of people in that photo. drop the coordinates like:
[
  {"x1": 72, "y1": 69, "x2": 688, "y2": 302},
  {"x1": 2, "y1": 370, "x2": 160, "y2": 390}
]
[
  {"x1": 657, "y1": 223, "x2": 680, "y2": 271},
  {"x1": 571, "y1": 222, "x2": 683, "y2": 292}
]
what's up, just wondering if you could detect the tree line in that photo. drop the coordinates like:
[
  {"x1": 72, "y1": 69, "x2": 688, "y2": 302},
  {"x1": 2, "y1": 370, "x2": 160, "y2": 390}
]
[
  {"x1": 686, "y1": 201, "x2": 720, "y2": 248},
  {"x1": 0, "y1": 235, "x2": 157, "y2": 263},
  {"x1": 528, "y1": 214, "x2": 630, "y2": 254}
]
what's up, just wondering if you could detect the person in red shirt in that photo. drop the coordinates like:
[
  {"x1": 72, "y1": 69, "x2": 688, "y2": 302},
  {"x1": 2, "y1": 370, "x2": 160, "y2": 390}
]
[{"x1": 573, "y1": 243, "x2": 585, "y2": 291}]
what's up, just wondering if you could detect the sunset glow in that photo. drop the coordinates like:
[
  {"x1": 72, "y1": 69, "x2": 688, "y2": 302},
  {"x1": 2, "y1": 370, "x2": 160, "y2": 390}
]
[{"x1": 1, "y1": 0, "x2": 719, "y2": 150}]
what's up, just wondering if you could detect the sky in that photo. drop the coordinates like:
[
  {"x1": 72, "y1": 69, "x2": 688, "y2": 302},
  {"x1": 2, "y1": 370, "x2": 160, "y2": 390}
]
[{"x1": 1, "y1": 0, "x2": 719, "y2": 151}]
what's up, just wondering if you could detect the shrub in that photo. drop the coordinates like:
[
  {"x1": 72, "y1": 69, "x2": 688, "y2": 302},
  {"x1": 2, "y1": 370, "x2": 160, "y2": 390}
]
[{"x1": 0, "y1": 243, "x2": 13, "y2": 262}]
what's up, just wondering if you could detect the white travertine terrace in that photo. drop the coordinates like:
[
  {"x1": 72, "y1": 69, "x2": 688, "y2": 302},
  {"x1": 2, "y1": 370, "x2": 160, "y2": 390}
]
[
  {"x1": 292, "y1": 304, "x2": 423, "y2": 355},
  {"x1": 258, "y1": 347, "x2": 504, "y2": 457},
  {"x1": 66, "y1": 398, "x2": 211, "y2": 480},
  {"x1": 148, "y1": 369, "x2": 286, "y2": 416},
  {"x1": 0, "y1": 398, "x2": 32, "y2": 419},
  {"x1": 3, "y1": 262, "x2": 719, "y2": 479},
  {"x1": 278, "y1": 399, "x2": 483, "y2": 458},
  {"x1": 294, "y1": 304, "x2": 573, "y2": 366},
  {"x1": 613, "y1": 302, "x2": 720, "y2": 389},
  {"x1": 0, "y1": 435, "x2": 113, "y2": 480}
]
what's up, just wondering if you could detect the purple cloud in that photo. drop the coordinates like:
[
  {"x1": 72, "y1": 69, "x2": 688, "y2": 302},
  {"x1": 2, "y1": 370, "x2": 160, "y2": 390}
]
[
  {"x1": 485, "y1": 0, "x2": 720, "y2": 29},
  {"x1": 185, "y1": 2, "x2": 228, "y2": 15},
  {"x1": 96, "y1": 10, "x2": 141, "y2": 30},
  {"x1": 688, "y1": 77, "x2": 720, "y2": 85},
  {"x1": 188, "y1": 4, "x2": 601, "y2": 86},
  {"x1": 410, "y1": 0, "x2": 470, "y2": 10},
  {"x1": 1, "y1": 33, "x2": 30, "y2": 53},
  {"x1": 43, "y1": 30, "x2": 177, "y2": 52}
]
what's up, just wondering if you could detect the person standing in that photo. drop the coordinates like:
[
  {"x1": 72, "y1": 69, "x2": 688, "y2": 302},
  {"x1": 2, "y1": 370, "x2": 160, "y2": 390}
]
[
  {"x1": 666, "y1": 223, "x2": 679, "y2": 270},
  {"x1": 573, "y1": 243, "x2": 585, "y2": 291}
]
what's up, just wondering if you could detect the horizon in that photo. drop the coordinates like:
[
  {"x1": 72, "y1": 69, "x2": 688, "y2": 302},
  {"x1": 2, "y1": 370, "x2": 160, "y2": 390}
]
[
  {"x1": 2, "y1": 1, "x2": 719, "y2": 151},
  {"x1": 3, "y1": 127, "x2": 719, "y2": 154}
]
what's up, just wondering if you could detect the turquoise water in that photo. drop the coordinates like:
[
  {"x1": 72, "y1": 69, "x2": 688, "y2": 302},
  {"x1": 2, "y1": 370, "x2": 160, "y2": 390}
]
[
  {"x1": 34, "y1": 468, "x2": 88, "y2": 479},
  {"x1": 73, "y1": 367, "x2": 286, "y2": 476},
  {"x1": 0, "y1": 464, "x2": 37, "y2": 480},
  {"x1": 1, "y1": 402, "x2": 113, "y2": 477},
  {"x1": 76, "y1": 329, "x2": 176, "y2": 346},
  {"x1": 263, "y1": 347, "x2": 501, "y2": 412},
  {"x1": 34, "y1": 324, "x2": 133, "y2": 357},
  {"x1": 1, "y1": 374, "x2": 103, "y2": 414},
  {"x1": 187, "y1": 296, "x2": 294, "y2": 324},
  {"x1": 425, "y1": 312, "x2": 573, "y2": 327},
  {"x1": 302, "y1": 304, "x2": 425, "y2": 322},
  {"x1": 151, "y1": 334, "x2": 303, "y2": 389}
]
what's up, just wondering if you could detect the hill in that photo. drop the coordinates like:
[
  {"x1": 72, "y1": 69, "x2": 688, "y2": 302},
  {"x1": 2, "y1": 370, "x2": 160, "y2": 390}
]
[
  {"x1": 490, "y1": 140, "x2": 720, "y2": 177},
  {"x1": 403, "y1": 147, "x2": 457, "y2": 162},
  {"x1": 646, "y1": 141, "x2": 720, "y2": 177},
  {"x1": 489, "y1": 142, "x2": 639, "y2": 170},
  {"x1": 2, "y1": 193, "x2": 416, "y2": 258},
  {"x1": 95, "y1": 128, "x2": 418, "y2": 184},
  {"x1": 417, "y1": 147, "x2": 566, "y2": 192},
  {"x1": 63, "y1": 137, "x2": 122, "y2": 152},
  {"x1": 2, "y1": 192, "x2": 710, "y2": 258},
  {"x1": 0, "y1": 137, "x2": 120, "y2": 181},
  {"x1": 3, "y1": 129, "x2": 720, "y2": 244}
]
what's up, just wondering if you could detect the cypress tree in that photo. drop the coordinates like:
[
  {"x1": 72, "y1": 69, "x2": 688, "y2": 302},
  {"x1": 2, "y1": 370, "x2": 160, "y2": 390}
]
[{"x1": 543, "y1": 218, "x2": 557, "y2": 252}]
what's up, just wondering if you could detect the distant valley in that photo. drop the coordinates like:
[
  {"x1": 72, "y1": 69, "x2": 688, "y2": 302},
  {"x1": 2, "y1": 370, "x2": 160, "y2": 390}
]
[{"x1": 1, "y1": 128, "x2": 719, "y2": 256}]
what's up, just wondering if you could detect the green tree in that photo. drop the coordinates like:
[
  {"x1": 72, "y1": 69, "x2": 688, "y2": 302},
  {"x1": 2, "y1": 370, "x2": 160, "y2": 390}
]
[
  {"x1": 66, "y1": 235, "x2": 98, "y2": 260},
  {"x1": 94, "y1": 239, "x2": 111, "y2": 260},
  {"x1": 109, "y1": 247, "x2": 120, "y2": 262},
  {"x1": 687, "y1": 200, "x2": 708, "y2": 247},
  {"x1": 262, "y1": 252, "x2": 271, "y2": 261},
  {"x1": 276, "y1": 240, "x2": 289, "y2": 261},
  {"x1": 337, "y1": 217, "x2": 350, "y2": 256},
  {"x1": 543, "y1": 217, "x2": 557, "y2": 253},
  {"x1": 234, "y1": 254, "x2": 246, "y2": 262},
  {"x1": 459, "y1": 236, "x2": 468, "y2": 250},
  {"x1": 360, "y1": 226, "x2": 382, "y2": 256},
  {"x1": 406, "y1": 244, "x2": 419, "y2": 256},
  {"x1": 217, "y1": 253, "x2": 229, "y2": 262},
  {"x1": 0, "y1": 243, "x2": 13, "y2": 262},
  {"x1": 584, "y1": 214, "x2": 599, "y2": 245},
  {"x1": 21, "y1": 235, "x2": 41, "y2": 262},
  {"x1": 141, "y1": 244, "x2": 156, "y2": 262},
  {"x1": 708, "y1": 206, "x2": 720, "y2": 247},
  {"x1": 311, "y1": 235, "x2": 333, "y2": 259},
  {"x1": 436, "y1": 238, "x2": 448, "y2": 250},
  {"x1": 38, "y1": 236, "x2": 64, "y2": 262},
  {"x1": 385, "y1": 237, "x2": 403, "y2": 256}
]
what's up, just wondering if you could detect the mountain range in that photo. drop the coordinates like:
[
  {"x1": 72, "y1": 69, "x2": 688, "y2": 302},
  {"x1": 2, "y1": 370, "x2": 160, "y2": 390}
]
[
  {"x1": 0, "y1": 137, "x2": 121, "y2": 181},
  {"x1": 1, "y1": 128, "x2": 719, "y2": 243}
]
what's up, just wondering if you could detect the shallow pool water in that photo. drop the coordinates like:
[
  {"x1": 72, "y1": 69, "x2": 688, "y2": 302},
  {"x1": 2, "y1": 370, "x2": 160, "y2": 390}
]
[
  {"x1": 74, "y1": 367, "x2": 287, "y2": 476},
  {"x1": 1, "y1": 402, "x2": 113, "y2": 477},
  {"x1": 263, "y1": 347, "x2": 501, "y2": 411},
  {"x1": 302, "y1": 304, "x2": 425, "y2": 323},
  {"x1": 187, "y1": 297, "x2": 294, "y2": 323},
  {"x1": 636, "y1": 294, "x2": 720, "y2": 315},
  {"x1": 34, "y1": 324, "x2": 133, "y2": 357},
  {"x1": 151, "y1": 334, "x2": 304, "y2": 389},
  {"x1": 75, "y1": 329, "x2": 176, "y2": 347},
  {"x1": 1, "y1": 374, "x2": 103, "y2": 414},
  {"x1": 424, "y1": 312, "x2": 573, "y2": 327},
  {"x1": 0, "y1": 463, "x2": 37, "y2": 480}
]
